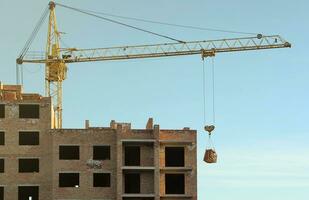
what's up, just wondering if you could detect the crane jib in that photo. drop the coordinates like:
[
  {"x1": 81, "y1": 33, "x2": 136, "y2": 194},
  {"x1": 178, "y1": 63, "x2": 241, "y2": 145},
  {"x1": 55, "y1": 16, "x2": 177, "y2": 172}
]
[{"x1": 20, "y1": 35, "x2": 291, "y2": 64}]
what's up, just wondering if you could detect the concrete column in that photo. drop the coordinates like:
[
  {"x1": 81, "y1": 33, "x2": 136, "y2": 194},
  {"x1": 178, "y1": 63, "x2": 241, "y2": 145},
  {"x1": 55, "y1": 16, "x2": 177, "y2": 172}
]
[
  {"x1": 153, "y1": 124, "x2": 160, "y2": 200},
  {"x1": 116, "y1": 124, "x2": 123, "y2": 200}
]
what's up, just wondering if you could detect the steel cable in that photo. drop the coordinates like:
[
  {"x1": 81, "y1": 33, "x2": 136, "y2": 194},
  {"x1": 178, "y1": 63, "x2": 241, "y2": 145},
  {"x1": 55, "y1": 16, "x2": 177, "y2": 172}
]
[
  {"x1": 81, "y1": 9, "x2": 259, "y2": 36},
  {"x1": 55, "y1": 3, "x2": 185, "y2": 43},
  {"x1": 18, "y1": 6, "x2": 49, "y2": 59}
]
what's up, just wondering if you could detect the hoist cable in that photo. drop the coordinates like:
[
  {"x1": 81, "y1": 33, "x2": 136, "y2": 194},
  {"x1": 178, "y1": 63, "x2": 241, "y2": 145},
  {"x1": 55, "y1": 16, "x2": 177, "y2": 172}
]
[
  {"x1": 202, "y1": 59, "x2": 206, "y2": 125},
  {"x1": 212, "y1": 57, "x2": 216, "y2": 124},
  {"x1": 55, "y1": 3, "x2": 185, "y2": 43},
  {"x1": 203, "y1": 58, "x2": 216, "y2": 150},
  {"x1": 202, "y1": 58, "x2": 216, "y2": 125},
  {"x1": 82, "y1": 9, "x2": 259, "y2": 36}
]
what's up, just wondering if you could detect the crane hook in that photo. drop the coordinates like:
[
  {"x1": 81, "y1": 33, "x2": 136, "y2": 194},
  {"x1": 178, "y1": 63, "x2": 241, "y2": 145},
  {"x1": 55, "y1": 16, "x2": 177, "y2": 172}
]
[{"x1": 204, "y1": 125, "x2": 215, "y2": 135}]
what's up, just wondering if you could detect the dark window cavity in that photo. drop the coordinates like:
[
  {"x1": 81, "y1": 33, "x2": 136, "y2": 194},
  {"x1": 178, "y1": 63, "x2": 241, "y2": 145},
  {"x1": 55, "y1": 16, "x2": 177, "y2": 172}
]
[
  {"x1": 93, "y1": 146, "x2": 110, "y2": 160},
  {"x1": 59, "y1": 173, "x2": 80, "y2": 187},
  {"x1": 125, "y1": 173, "x2": 140, "y2": 193},
  {"x1": 59, "y1": 145, "x2": 80, "y2": 160},
  {"x1": 165, "y1": 147, "x2": 184, "y2": 167},
  {"x1": 18, "y1": 186, "x2": 39, "y2": 200},
  {"x1": 0, "y1": 186, "x2": 3, "y2": 200},
  {"x1": 0, "y1": 132, "x2": 4, "y2": 145},
  {"x1": 19, "y1": 159, "x2": 39, "y2": 173},
  {"x1": 93, "y1": 173, "x2": 111, "y2": 187},
  {"x1": 125, "y1": 146, "x2": 140, "y2": 166},
  {"x1": 19, "y1": 104, "x2": 40, "y2": 119},
  {"x1": 0, "y1": 105, "x2": 4, "y2": 118},
  {"x1": 0, "y1": 159, "x2": 4, "y2": 173},
  {"x1": 165, "y1": 174, "x2": 185, "y2": 194},
  {"x1": 19, "y1": 131, "x2": 39, "y2": 145}
]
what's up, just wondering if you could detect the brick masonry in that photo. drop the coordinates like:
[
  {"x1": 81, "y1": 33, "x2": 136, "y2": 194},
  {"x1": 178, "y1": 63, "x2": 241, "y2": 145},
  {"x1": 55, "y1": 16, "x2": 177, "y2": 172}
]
[{"x1": 0, "y1": 84, "x2": 197, "y2": 200}]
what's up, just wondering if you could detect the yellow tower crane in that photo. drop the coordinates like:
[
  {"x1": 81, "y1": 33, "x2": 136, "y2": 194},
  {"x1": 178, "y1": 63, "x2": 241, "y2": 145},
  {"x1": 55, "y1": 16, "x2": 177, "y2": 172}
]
[{"x1": 16, "y1": 1, "x2": 291, "y2": 128}]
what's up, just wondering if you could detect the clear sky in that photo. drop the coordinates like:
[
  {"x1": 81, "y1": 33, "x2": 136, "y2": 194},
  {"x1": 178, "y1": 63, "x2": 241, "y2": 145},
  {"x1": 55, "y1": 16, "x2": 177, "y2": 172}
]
[{"x1": 1, "y1": 0, "x2": 308, "y2": 199}]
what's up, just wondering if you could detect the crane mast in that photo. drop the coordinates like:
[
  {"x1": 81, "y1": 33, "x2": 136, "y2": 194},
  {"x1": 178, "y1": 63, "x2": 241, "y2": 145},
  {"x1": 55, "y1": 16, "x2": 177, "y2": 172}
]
[
  {"x1": 45, "y1": 1, "x2": 67, "y2": 128},
  {"x1": 17, "y1": 1, "x2": 291, "y2": 128}
]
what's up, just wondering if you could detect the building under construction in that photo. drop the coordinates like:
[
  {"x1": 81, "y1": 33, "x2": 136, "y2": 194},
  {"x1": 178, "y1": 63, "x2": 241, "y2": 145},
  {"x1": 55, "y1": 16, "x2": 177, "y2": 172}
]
[
  {"x1": 0, "y1": 83, "x2": 197, "y2": 200},
  {"x1": 0, "y1": 1, "x2": 292, "y2": 199}
]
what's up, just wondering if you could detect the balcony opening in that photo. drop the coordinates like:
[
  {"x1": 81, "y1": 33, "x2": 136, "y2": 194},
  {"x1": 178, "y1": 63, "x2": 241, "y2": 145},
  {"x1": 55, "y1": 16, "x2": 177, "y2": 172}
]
[
  {"x1": 0, "y1": 159, "x2": 4, "y2": 173},
  {"x1": 0, "y1": 132, "x2": 4, "y2": 145},
  {"x1": 93, "y1": 146, "x2": 110, "y2": 160},
  {"x1": 0, "y1": 104, "x2": 4, "y2": 118},
  {"x1": 59, "y1": 145, "x2": 80, "y2": 160},
  {"x1": 165, "y1": 147, "x2": 184, "y2": 167},
  {"x1": 18, "y1": 186, "x2": 39, "y2": 200},
  {"x1": 125, "y1": 146, "x2": 140, "y2": 166},
  {"x1": 125, "y1": 173, "x2": 140, "y2": 193},
  {"x1": 19, "y1": 131, "x2": 39, "y2": 145},
  {"x1": 165, "y1": 174, "x2": 185, "y2": 194},
  {"x1": 93, "y1": 173, "x2": 111, "y2": 187},
  {"x1": 19, "y1": 159, "x2": 39, "y2": 173},
  {"x1": 59, "y1": 173, "x2": 80, "y2": 187},
  {"x1": 19, "y1": 104, "x2": 40, "y2": 119}
]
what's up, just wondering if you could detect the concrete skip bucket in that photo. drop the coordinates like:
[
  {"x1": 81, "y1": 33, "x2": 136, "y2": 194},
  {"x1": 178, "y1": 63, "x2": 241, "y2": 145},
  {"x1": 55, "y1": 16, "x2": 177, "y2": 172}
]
[
  {"x1": 204, "y1": 125, "x2": 217, "y2": 163},
  {"x1": 204, "y1": 149, "x2": 217, "y2": 163}
]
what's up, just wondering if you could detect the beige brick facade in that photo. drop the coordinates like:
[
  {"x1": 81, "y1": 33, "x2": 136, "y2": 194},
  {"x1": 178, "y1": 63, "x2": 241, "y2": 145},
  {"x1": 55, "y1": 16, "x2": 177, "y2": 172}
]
[{"x1": 0, "y1": 84, "x2": 197, "y2": 200}]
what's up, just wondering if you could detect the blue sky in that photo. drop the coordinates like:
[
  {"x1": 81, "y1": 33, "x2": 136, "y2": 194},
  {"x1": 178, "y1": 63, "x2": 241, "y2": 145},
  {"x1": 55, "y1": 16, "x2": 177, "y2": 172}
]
[{"x1": 1, "y1": 0, "x2": 308, "y2": 199}]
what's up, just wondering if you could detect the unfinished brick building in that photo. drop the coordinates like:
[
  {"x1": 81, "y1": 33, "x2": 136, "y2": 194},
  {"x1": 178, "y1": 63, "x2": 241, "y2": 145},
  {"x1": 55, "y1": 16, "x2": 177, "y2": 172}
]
[{"x1": 0, "y1": 83, "x2": 197, "y2": 200}]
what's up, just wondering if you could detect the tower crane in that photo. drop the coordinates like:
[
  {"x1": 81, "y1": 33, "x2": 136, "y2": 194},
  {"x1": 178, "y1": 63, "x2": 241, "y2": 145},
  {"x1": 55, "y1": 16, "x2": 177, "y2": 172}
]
[{"x1": 16, "y1": 1, "x2": 291, "y2": 128}]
